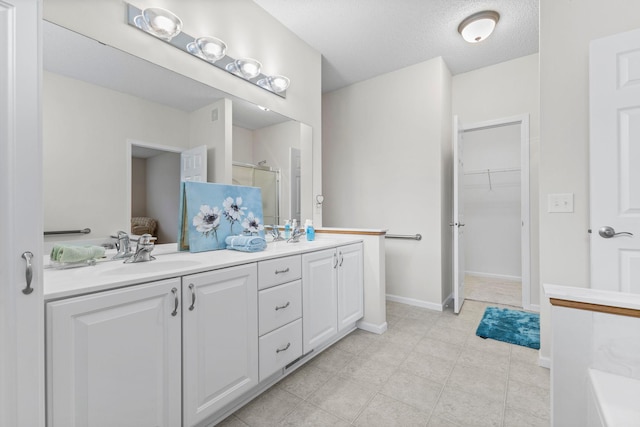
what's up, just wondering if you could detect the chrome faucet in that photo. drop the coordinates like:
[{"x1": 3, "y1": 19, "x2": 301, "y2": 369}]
[
  {"x1": 287, "y1": 228, "x2": 303, "y2": 243},
  {"x1": 124, "y1": 234, "x2": 156, "y2": 263},
  {"x1": 112, "y1": 231, "x2": 133, "y2": 260},
  {"x1": 269, "y1": 225, "x2": 285, "y2": 242}
]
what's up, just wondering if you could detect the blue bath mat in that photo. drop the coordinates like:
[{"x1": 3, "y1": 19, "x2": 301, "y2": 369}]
[{"x1": 476, "y1": 307, "x2": 540, "y2": 349}]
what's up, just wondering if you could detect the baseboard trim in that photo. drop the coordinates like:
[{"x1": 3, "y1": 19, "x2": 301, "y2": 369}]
[
  {"x1": 538, "y1": 355, "x2": 550, "y2": 369},
  {"x1": 386, "y1": 294, "x2": 444, "y2": 312},
  {"x1": 528, "y1": 304, "x2": 540, "y2": 313},
  {"x1": 465, "y1": 271, "x2": 522, "y2": 282},
  {"x1": 357, "y1": 320, "x2": 387, "y2": 334}
]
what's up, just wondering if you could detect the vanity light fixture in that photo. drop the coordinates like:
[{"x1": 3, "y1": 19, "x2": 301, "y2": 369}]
[
  {"x1": 127, "y1": 3, "x2": 290, "y2": 98},
  {"x1": 187, "y1": 36, "x2": 227, "y2": 63},
  {"x1": 257, "y1": 75, "x2": 290, "y2": 93},
  {"x1": 458, "y1": 10, "x2": 500, "y2": 43},
  {"x1": 226, "y1": 58, "x2": 262, "y2": 80},
  {"x1": 133, "y1": 7, "x2": 183, "y2": 41}
]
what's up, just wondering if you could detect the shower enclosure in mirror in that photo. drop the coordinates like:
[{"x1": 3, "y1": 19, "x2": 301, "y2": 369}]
[{"x1": 232, "y1": 162, "x2": 281, "y2": 226}]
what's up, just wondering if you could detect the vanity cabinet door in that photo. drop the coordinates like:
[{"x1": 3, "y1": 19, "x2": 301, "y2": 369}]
[
  {"x1": 302, "y1": 248, "x2": 338, "y2": 354},
  {"x1": 337, "y1": 243, "x2": 364, "y2": 332},
  {"x1": 46, "y1": 278, "x2": 182, "y2": 427},
  {"x1": 182, "y1": 263, "x2": 258, "y2": 427}
]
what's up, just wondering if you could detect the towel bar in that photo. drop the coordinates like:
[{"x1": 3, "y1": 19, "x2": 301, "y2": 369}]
[
  {"x1": 386, "y1": 233, "x2": 422, "y2": 241},
  {"x1": 44, "y1": 228, "x2": 91, "y2": 236}
]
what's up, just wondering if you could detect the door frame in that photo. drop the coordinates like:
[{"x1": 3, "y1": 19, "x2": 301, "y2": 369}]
[
  {"x1": 460, "y1": 114, "x2": 531, "y2": 310},
  {"x1": 0, "y1": 0, "x2": 45, "y2": 425}
]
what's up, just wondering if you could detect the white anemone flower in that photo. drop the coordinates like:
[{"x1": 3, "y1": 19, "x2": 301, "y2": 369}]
[
  {"x1": 193, "y1": 205, "x2": 221, "y2": 238},
  {"x1": 242, "y1": 212, "x2": 264, "y2": 234},
  {"x1": 223, "y1": 196, "x2": 246, "y2": 222}
]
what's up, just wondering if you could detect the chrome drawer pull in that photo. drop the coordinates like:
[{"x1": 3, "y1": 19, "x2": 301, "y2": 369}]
[
  {"x1": 275, "y1": 268, "x2": 290, "y2": 274},
  {"x1": 275, "y1": 301, "x2": 290, "y2": 311},
  {"x1": 276, "y1": 343, "x2": 291, "y2": 353},
  {"x1": 21, "y1": 251, "x2": 34, "y2": 295},
  {"x1": 171, "y1": 287, "x2": 179, "y2": 316},
  {"x1": 188, "y1": 283, "x2": 196, "y2": 311}
]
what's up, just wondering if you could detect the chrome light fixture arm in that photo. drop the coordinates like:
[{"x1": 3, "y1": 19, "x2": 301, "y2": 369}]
[{"x1": 126, "y1": 3, "x2": 289, "y2": 98}]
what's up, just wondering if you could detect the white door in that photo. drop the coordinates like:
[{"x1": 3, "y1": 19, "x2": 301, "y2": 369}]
[
  {"x1": 337, "y1": 243, "x2": 364, "y2": 331},
  {"x1": 46, "y1": 279, "x2": 182, "y2": 427},
  {"x1": 181, "y1": 145, "x2": 207, "y2": 182},
  {"x1": 302, "y1": 248, "x2": 338, "y2": 353},
  {"x1": 590, "y1": 28, "x2": 640, "y2": 292},
  {"x1": 182, "y1": 264, "x2": 258, "y2": 427},
  {"x1": 452, "y1": 116, "x2": 466, "y2": 313},
  {"x1": 0, "y1": 1, "x2": 45, "y2": 426}
]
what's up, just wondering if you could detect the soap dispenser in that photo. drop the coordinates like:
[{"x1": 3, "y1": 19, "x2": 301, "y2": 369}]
[
  {"x1": 284, "y1": 220, "x2": 291, "y2": 239},
  {"x1": 304, "y1": 219, "x2": 315, "y2": 241}
]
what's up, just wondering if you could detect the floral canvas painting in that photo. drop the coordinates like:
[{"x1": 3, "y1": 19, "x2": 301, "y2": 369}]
[{"x1": 178, "y1": 181, "x2": 265, "y2": 252}]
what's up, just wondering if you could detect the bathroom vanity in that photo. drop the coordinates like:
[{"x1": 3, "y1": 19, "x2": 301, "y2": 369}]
[{"x1": 44, "y1": 238, "x2": 363, "y2": 427}]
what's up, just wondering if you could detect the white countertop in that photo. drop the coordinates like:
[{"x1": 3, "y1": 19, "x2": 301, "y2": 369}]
[
  {"x1": 44, "y1": 236, "x2": 362, "y2": 301},
  {"x1": 544, "y1": 283, "x2": 640, "y2": 311}
]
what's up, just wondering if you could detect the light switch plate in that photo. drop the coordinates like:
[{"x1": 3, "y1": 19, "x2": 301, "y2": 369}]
[{"x1": 548, "y1": 193, "x2": 574, "y2": 213}]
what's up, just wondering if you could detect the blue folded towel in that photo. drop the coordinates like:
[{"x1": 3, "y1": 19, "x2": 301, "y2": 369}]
[
  {"x1": 50, "y1": 244, "x2": 105, "y2": 263},
  {"x1": 225, "y1": 235, "x2": 267, "y2": 253}
]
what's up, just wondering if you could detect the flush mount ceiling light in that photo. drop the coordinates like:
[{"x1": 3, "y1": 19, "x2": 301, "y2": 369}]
[
  {"x1": 458, "y1": 10, "x2": 500, "y2": 43},
  {"x1": 226, "y1": 58, "x2": 262, "y2": 79},
  {"x1": 187, "y1": 36, "x2": 227, "y2": 63},
  {"x1": 257, "y1": 75, "x2": 290, "y2": 93},
  {"x1": 127, "y1": 3, "x2": 289, "y2": 97},
  {"x1": 133, "y1": 7, "x2": 183, "y2": 41}
]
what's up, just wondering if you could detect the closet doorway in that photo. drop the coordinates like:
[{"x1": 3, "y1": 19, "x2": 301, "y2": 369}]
[{"x1": 461, "y1": 116, "x2": 530, "y2": 309}]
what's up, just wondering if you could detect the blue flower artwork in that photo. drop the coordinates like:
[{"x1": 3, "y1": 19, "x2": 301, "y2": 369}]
[{"x1": 178, "y1": 182, "x2": 265, "y2": 252}]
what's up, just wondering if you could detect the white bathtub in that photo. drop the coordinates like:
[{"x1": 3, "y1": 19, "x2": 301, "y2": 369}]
[{"x1": 588, "y1": 369, "x2": 640, "y2": 427}]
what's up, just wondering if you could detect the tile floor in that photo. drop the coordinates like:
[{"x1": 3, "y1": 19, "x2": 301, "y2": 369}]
[
  {"x1": 219, "y1": 300, "x2": 549, "y2": 426},
  {"x1": 465, "y1": 275, "x2": 522, "y2": 308}
]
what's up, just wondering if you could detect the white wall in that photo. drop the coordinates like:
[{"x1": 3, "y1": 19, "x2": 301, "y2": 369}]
[
  {"x1": 131, "y1": 157, "x2": 147, "y2": 217},
  {"x1": 538, "y1": 0, "x2": 640, "y2": 362},
  {"x1": 323, "y1": 57, "x2": 452, "y2": 308},
  {"x1": 254, "y1": 121, "x2": 302, "y2": 224},
  {"x1": 44, "y1": 0, "x2": 323, "y2": 225},
  {"x1": 232, "y1": 126, "x2": 254, "y2": 163},
  {"x1": 146, "y1": 152, "x2": 181, "y2": 243},
  {"x1": 463, "y1": 125, "x2": 522, "y2": 279},
  {"x1": 43, "y1": 71, "x2": 190, "y2": 239},
  {"x1": 188, "y1": 99, "x2": 231, "y2": 184},
  {"x1": 452, "y1": 53, "x2": 540, "y2": 305}
]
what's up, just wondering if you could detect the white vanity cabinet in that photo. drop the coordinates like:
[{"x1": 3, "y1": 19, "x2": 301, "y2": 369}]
[
  {"x1": 257, "y1": 255, "x2": 303, "y2": 381},
  {"x1": 46, "y1": 278, "x2": 182, "y2": 427},
  {"x1": 337, "y1": 243, "x2": 364, "y2": 331},
  {"x1": 44, "y1": 238, "x2": 365, "y2": 427},
  {"x1": 302, "y1": 243, "x2": 364, "y2": 353},
  {"x1": 182, "y1": 263, "x2": 258, "y2": 427}
]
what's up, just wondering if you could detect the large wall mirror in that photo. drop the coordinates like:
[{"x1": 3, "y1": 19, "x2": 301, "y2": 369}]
[{"x1": 43, "y1": 21, "x2": 310, "y2": 245}]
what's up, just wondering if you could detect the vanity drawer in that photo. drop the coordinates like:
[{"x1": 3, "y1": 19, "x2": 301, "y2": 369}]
[
  {"x1": 259, "y1": 280, "x2": 302, "y2": 335},
  {"x1": 259, "y1": 318, "x2": 302, "y2": 381},
  {"x1": 258, "y1": 255, "x2": 301, "y2": 290}
]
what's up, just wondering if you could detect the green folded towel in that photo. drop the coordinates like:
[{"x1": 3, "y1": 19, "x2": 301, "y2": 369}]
[{"x1": 50, "y1": 245, "x2": 105, "y2": 263}]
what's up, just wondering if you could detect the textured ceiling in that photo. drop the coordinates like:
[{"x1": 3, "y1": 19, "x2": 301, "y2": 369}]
[{"x1": 253, "y1": 0, "x2": 539, "y2": 93}]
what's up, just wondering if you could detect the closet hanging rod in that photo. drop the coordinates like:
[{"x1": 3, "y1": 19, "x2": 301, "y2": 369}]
[
  {"x1": 386, "y1": 233, "x2": 422, "y2": 241},
  {"x1": 464, "y1": 167, "x2": 521, "y2": 175}
]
